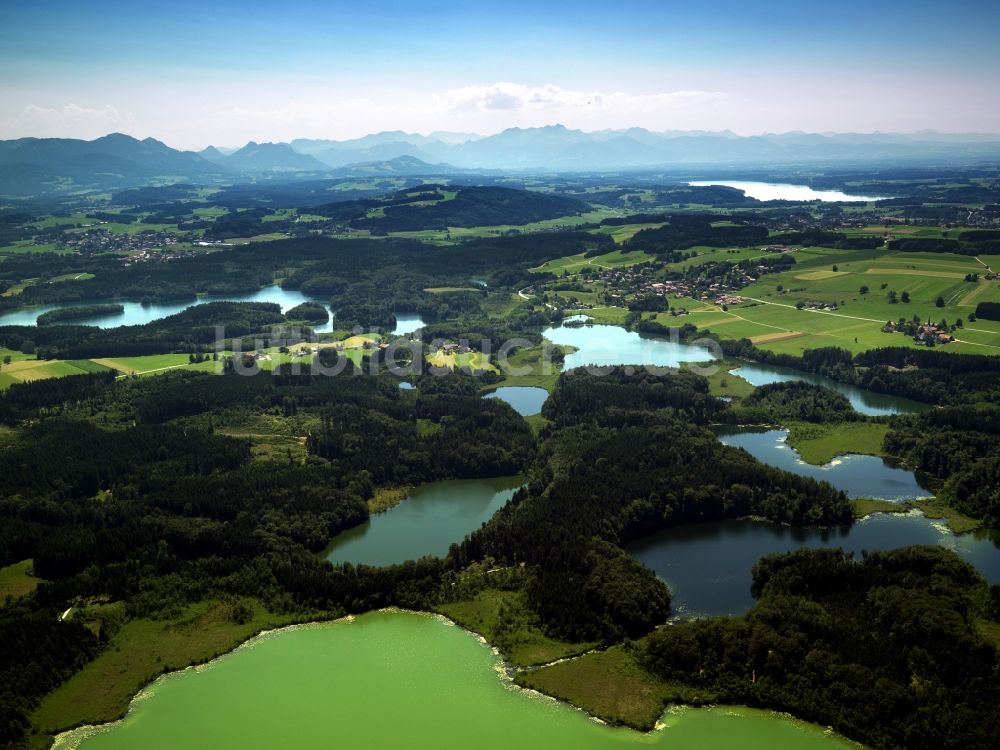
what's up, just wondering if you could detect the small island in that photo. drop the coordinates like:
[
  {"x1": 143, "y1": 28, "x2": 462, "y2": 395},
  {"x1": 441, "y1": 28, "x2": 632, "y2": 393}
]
[
  {"x1": 36, "y1": 304, "x2": 125, "y2": 326},
  {"x1": 285, "y1": 301, "x2": 329, "y2": 324}
]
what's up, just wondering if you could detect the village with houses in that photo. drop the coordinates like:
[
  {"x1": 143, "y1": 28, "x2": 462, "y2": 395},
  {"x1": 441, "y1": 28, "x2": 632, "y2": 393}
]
[
  {"x1": 61, "y1": 227, "x2": 191, "y2": 258},
  {"x1": 543, "y1": 249, "x2": 795, "y2": 313}
]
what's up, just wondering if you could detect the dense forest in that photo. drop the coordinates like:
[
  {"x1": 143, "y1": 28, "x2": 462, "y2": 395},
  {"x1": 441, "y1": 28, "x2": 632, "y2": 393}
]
[
  {"x1": 720, "y1": 381, "x2": 862, "y2": 424},
  {"x1": 35, "y1": 304, "x2": 124, "y2": 326},
  {"x1": 455, "y1": 369, "x2": 852, "y2": 642},
  {"x1": 310, "y1": 185, "x2": 589, "y2": 232},
  {"x1": 0, "y1": 365, "x2": 535, "y2": 744},
  {"x1": 0, "y1": 232, "x2": 609, "y2": 360},
  {"x1": 625, "y1": 214, "x2": 768, "y2": 254},
  {"x1": 0, "y1": 363, "x2": 859, "y2": 743},
  {"x1": 0, "y1": 302, "x2": 288, "y2": 359},
  {"x1": 643, "y1": 546, "x2": 1000, "y2": 750}
]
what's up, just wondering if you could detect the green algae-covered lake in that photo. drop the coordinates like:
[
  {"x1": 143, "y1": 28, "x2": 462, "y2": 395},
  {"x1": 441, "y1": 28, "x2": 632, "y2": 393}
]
[{"x1": 56, "y1": 610, "x2": 861, "y2": 750}]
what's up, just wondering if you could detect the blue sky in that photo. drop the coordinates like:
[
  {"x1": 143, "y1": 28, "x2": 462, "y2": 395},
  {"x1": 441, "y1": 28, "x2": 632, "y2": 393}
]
[{"x1": 1, "y1": 0, "x2": 998, "y2": 148}]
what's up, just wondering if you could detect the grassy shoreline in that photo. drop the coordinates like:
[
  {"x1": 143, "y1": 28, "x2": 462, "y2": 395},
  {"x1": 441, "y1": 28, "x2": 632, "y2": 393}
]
[
  {"x1": 367, "y1": 485, "x2": 411, "y2": 514},
  {"x1": 850, "y1": 497, "x2": 982, "y2": 534},
  {"x1": 30, "y1": 599, "x2": 309, "y2": 747},
  {"x1": 784, "y1": 421, "x2": 889, "y2": 465}
]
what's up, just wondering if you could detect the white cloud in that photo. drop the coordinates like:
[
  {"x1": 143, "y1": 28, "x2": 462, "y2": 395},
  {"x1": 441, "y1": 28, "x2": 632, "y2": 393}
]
[
  {"x1": 437, "y1": 82, "x2": 726, "y2": 114},
  {"x1": 0, "y1": 104, "x2": 132, "y2": 139}
]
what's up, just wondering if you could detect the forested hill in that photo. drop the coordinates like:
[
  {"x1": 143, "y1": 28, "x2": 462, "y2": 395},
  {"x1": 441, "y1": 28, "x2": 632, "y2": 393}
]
[{"x1": 311, "y1": 185, "x2": 589, "y2": 231}]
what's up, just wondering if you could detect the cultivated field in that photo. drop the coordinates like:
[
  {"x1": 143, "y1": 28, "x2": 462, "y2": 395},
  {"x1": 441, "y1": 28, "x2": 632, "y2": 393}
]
[{"x1": 677, "y1": 247, "x2": 1000, "y2": 355}]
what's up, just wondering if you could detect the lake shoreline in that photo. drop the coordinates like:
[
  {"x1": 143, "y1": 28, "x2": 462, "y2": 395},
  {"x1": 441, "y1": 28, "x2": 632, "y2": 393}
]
[
  {"x1": 47, "y1": 609, "x2": 647, "y2": 747},
  {"x1": 48, "y1": 607, "x2": 862, "y2": 750}
]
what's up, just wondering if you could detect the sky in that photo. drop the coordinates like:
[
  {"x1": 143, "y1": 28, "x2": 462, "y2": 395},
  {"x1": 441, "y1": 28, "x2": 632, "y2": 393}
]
[{"x1": 1, "y1": 0, "x2": 998, "y2": 150}]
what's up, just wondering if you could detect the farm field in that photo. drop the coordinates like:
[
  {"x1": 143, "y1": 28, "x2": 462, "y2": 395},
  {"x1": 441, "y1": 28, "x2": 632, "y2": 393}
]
[
  {"x1": 426, "y1": 348, "x2": 497, "y2": 372},
  {"x1": 388, "y1": 209, "x2": 621, "y2": 245},
  {"x1": 530, "y1": 248, "x2": 655, "y2": 275},
  {"x1": 0, "y1": 241, "x2": 64, "y2": 255},
  {"x1": 0, "y1": 332, "x2": 392, "y2": 389},
  {"x1": 591, "y1": 221, "x2": 666, "y2": 244},
  {"x1": 0, "y1": 357, "x2": 112, "y2": 386},
  {"x1": 679, "y1": 247, "x2": 1000, "y2": 355},
  {"x1": 91, "y1": 354, "x2": 221, "y2": 375},
  {"x1": 666, "y1": 245, "x2": 771, "y2": 271}
]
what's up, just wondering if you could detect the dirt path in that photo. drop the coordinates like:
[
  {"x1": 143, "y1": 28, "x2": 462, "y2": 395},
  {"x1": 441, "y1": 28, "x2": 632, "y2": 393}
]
[{"x1": 742, "y1": 297, "x2": 886, "y2": 324}]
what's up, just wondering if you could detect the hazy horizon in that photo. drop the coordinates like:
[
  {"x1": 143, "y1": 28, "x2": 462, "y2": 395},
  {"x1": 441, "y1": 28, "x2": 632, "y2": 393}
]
[
  {"x1": 3, "y1": 0, "x2": 999, "y2": 151},
  {"x1": 10, "y1": 125, "x2": 1000, "y2": 155}
]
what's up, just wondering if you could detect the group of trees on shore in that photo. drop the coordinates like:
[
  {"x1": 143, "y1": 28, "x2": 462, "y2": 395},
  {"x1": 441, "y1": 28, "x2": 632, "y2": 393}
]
[
  {"x1": 721, "y1": 381, "x2": 861, "y2": 424},
  {"x1": 643, "y1": 546, "x2": 1000, "y2": 750},
  {"x1": 719, "y1": 338, "x2": 1000, "y2": 407},
  {"x1": 0, "y1": 302, "x2": 288, "y2": 359}
]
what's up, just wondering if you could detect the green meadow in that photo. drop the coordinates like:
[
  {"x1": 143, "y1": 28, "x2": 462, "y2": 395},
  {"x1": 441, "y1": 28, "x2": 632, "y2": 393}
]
[
  {"x1": 389, "y1": 209, "x2": 621, "y2": 244},
  {"x1": 670, "y1": 247, "x2": 1000, "y2": 355},
  {"x1": 0, "y1": 241, "x2": 65, "y2": 255},
  {"x1": 530, "y1": 248, "x2": 654, "y2": 275},
  {"x1": 0, "y1": 559, "x2": 41, "y2": 601},
  {"x1": 0, "y1": 358, "x2": 112, "y2": 386},
  {"x1": 784, "y1": 421, "x2": 889, "y2": 465}
]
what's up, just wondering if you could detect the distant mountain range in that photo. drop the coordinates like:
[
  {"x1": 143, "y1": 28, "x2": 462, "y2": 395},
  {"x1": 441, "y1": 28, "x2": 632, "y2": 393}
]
[
  {"x1": 2, "y1": 126, "x2": 1000, "y2": 197},
  {"x1": 205, "y1": 142, "x2": 329, "y2": 173},
  {"x1": 0, "y1": 133, "x2": 222, "y2": 196}
]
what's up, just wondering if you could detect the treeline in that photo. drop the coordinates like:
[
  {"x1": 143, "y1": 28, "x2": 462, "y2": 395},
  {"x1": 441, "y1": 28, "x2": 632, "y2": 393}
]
[
  {"x1": 307, "y1": 382, "x2": 535, "y2": 484},
  {"x1": 719, "y1": 338, "x2": 1000, "y2": 406},
  {"x1": 886, "y1": 236, "x2": 1000, "y2": 255},
  {"x1": 625, "y1": 214, "x2": 768, "y2": 254},
  {"x1": 2, "y1": 232, "x2": 609, "y2": 358},
  {"x1": 276, "y1": 231, "x2": 609, "y2": 332},
  {"x1": 454, "y1": 369, "x2": 852, "y2": 642},
  {"x1": 285, "y1": 301, "x2": 329, "y2": 323},
  {"x1": 721, "y1": 381, "x2": 861, "y2": 424},
  {"x1": 0, "y1": 603, "x2": 101, "y2": 745},
  {"x1": 767, "y1": 229, "x2": 883, "y2": 250},
  {"x1": 36, "y1": 304, "x2": 124, "y2": 326},
  {"x1": 885, "y1": 404, "x2": 1000, "y2": 523},
  {"x1": 311, "y1": 185, "x2": 589, "y2": 232},
  {"x1": 1, "y1": 302, "x2": 288, "y2": 359},
  {"x1": 0, "y1": 244, "x2": 275, "y2": 312},
  {"x1": 0, "y1": 371, "x2": 118, "y2": 425},
  {"x1": 974, "y1": 302, "x2": 1000, "y2": 321},
  {"x1": 643, "y1": 546, "x2": 1000, "y2": 750},
  {"x1": 717, "y1": 338, "x2": 1000, "y2": 523}
]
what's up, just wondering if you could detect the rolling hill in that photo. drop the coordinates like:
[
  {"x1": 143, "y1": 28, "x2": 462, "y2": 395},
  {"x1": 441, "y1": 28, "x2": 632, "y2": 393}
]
[
  {"x1": 0, "y1": 133, "x2": 224, "y2": 196},
  {"x1": 311, "y1": 184, "x2": 589, "y2": 231},
  {"x1": 220, "y1": 142, "x2": 330, "y2": 173}
]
